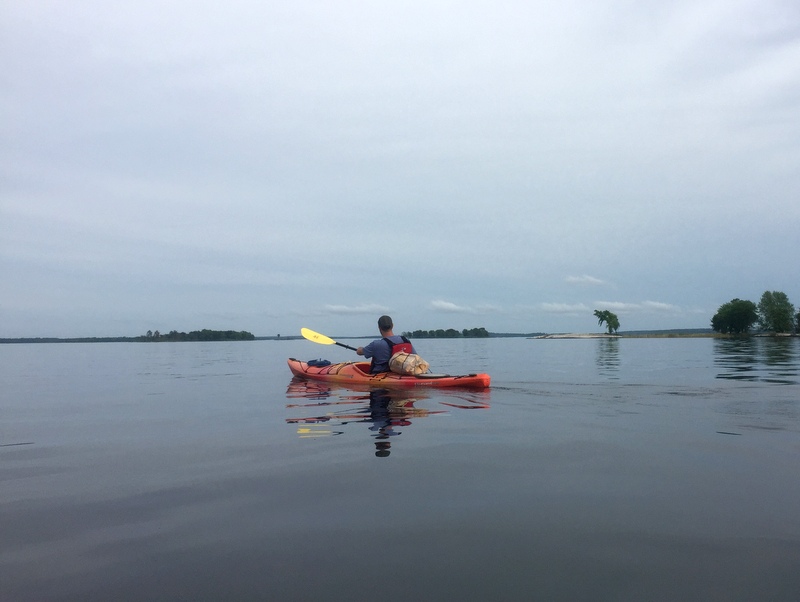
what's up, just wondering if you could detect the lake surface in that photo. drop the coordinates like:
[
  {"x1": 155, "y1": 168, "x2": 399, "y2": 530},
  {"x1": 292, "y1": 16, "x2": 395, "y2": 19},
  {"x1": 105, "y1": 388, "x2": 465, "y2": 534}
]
[{"x1": 2, "y1": 337, "x2": 799, "y2": 601}]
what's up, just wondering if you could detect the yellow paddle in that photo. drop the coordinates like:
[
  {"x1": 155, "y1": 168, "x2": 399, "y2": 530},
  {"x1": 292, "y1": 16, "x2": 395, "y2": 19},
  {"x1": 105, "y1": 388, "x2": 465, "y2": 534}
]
[{"x1": 301, "y1": 327, "x2": 358, "y2": 352}]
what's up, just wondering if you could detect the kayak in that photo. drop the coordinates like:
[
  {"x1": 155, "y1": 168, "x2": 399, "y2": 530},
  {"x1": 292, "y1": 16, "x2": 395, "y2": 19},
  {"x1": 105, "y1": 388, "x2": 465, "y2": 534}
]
[{"x1": 287, "y1": 358, "x2": 491, "y2": 389}]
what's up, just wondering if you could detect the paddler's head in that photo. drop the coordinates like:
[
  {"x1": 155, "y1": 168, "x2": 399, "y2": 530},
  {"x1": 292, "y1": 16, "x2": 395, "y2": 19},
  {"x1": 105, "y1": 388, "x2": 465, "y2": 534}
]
[
  {"x1": 375, "y1": 441, "x2": 391, "y2": 457},
  {"x1": 378, "y1": 315, "x2": 393, "y2": 334}
]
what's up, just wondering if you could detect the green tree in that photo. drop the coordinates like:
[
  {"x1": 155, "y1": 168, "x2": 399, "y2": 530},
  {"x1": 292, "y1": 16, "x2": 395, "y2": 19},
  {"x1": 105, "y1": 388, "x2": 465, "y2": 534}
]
[
  {"x1": 593, "y1": 309, "x2": 620, "y2": 334},
  {"x1": 757, "y1": 291, "x2": 795, "y2": 333},
  {"x1": 462, "y1": 327, "x2": 490, "y2": 337},
  {"x1": 711, "y1": 298, "x2": 758, "y2": 334}
]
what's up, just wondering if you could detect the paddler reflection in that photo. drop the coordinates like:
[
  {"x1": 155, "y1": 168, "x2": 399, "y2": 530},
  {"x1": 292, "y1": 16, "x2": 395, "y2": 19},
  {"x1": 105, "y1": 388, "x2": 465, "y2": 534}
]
[
  {"x1": 366, "y1": 389, "x2": 425, "y2": 457},
  {"x1": 286, "y1": 378, "x2": 446, "y2": 457}
]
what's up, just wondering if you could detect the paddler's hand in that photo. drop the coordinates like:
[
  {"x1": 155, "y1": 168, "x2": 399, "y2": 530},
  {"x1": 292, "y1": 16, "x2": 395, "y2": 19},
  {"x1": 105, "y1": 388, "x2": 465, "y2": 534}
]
[{"x1": 356, "y1": 347, "x2": 364, "y2": 356}]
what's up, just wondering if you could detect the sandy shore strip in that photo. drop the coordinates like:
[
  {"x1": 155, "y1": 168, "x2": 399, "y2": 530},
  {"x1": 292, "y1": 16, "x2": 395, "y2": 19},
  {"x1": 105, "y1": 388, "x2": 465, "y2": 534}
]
[{"x1": 531, "y1": 333, "x2": 620, "y2": 339}]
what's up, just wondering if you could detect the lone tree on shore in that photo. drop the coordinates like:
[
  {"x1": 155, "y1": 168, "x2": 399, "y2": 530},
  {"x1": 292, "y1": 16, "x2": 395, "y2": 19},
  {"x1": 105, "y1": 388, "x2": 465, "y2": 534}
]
[
  {"x1": 593, "y1": 309, "x2": 620, "y2": 334},
  {"x1": 711, "y1": 298, "x2": 758, "y2": 334},
  {"x1": 757, "y1": 291, "x2": 795, "y2": 333}
]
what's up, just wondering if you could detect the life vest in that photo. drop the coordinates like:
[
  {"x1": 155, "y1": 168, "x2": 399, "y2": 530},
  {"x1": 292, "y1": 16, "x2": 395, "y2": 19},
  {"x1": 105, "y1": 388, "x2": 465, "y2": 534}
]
[
  {"x1": 370, "y1": 336, "x2": 412, "y2": 373},
  {"x1": 384, "y1": 336, "x2": 413, "y2": 356}
]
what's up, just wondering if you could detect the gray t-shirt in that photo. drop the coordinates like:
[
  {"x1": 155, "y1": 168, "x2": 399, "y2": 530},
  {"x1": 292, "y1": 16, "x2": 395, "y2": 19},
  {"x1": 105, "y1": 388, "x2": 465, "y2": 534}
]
[{"x1": 362, "y1": 335, "x2": 416, "y2": 373}]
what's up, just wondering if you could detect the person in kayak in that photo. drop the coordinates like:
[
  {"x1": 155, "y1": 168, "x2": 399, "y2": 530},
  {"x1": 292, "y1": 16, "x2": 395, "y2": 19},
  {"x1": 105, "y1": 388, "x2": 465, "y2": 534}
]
[{"x1": 356, "y1": 315, "x2": 417, "y2": 374}]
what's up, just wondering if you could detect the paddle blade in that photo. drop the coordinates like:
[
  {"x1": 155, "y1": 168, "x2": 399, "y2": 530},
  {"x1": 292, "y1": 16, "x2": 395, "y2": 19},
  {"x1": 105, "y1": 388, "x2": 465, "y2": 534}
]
[{"x1": 301, "y1": 328, "x2": 336, "y2": 346}]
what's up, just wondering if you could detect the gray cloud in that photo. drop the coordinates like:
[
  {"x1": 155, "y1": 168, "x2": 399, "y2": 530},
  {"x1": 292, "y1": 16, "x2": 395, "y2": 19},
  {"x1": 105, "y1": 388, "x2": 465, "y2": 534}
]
[
  {"x1": 431, "y1": 300, "x2": 478, "y2": 314},
  {"x1": 566, "y1": 275, "x2": 607, "y2": 286}
]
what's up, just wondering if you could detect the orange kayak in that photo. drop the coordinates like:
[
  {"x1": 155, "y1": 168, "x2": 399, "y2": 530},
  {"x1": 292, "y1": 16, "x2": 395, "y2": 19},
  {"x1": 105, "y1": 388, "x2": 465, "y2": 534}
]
[{"x1": 287, "y1": 358, "x2": 491, "y2": 389}]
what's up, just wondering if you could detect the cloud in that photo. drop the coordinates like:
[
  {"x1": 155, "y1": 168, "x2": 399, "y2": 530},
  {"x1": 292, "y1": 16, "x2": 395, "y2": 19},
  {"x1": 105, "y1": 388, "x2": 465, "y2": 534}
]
[
  {"x1": 641, "y1": 300, "x2": 681, "y2": 313},
  {"x1": 594, "y1": 300, "x2": 682, "y2": 314},
  {"x1": 431, "y1": 300, "x2": 477, "y2": 313},
  {"x1": 565, "y1": 275, "x2": 606, "y2": 286},
  {"x1": 594, "y1": 301, "x2": 642, "y2": 312},
  {"x1": 540, "y1": 302, "x2": 591, "y2": 314},
  {"x1": 323, "y1": 304, "x2": 390, "y2": 315}
]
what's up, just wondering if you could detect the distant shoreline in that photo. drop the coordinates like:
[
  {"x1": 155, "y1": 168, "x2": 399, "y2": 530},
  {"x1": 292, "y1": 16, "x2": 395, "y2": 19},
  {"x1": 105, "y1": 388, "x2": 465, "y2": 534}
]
[
  {"x1": 534, "y1": 332, "x2": 797, "y2": 339},
  {"x1": 4, "y1": 329, "x2": 773, "y2": 344},
  {"x1": 0, "y1": 336, "x2": 282, "y2": 344},
  {"x1": 534, "y1": 332, "x2": 713, "y2": 339},
  {"x1": 5, "y1": 329, "x2": 798, "y2": 344}
]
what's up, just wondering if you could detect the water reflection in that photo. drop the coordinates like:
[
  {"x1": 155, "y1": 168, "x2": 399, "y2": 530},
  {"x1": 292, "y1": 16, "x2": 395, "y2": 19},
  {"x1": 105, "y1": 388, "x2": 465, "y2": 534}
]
[
  {"x1": 595, "y1": 337, "x2": 620, "y2": 379},
  {"x1": 286, "y1": 378, "x2": 490, "y2": 457},
  {"x1": 714, "y1": 337, "x2": 799, "y2": 384}
]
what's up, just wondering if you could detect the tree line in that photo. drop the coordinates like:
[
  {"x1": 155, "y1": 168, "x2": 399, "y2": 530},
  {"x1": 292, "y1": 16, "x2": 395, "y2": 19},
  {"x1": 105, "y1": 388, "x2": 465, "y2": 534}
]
[
  {"x1": 711, "y1": 291, "x2": 797, "y2": 334},
  {"x1": 140, "y1": 329, "x2": 255, "y2": 341},
  {"x1": 591, "y1": 291, "x2": 797, "y2": 337},
  {"x1": 402, "y1": 327, "x2": 490, "y2": 338}
]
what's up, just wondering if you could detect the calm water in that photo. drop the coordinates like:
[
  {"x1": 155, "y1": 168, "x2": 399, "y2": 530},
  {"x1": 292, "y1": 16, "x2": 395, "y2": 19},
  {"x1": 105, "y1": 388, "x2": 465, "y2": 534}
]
[{"x1": 1, "y1": 337, "x2": 799, "y2": 601}]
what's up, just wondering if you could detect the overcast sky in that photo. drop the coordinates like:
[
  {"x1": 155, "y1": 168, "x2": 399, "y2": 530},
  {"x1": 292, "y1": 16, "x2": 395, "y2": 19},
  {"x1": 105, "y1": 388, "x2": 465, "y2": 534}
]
[{"x1": 2, "y1": 0, "x2": 798, "y2": 338}]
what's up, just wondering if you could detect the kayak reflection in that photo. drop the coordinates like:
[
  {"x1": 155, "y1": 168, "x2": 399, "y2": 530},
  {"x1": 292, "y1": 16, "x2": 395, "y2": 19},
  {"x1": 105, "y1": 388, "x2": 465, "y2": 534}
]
[{"x1": 286, "y1": 378, "x2": 490, "y2": 457}]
